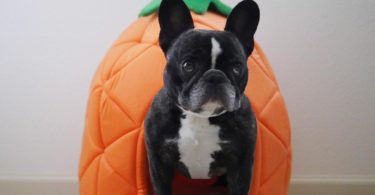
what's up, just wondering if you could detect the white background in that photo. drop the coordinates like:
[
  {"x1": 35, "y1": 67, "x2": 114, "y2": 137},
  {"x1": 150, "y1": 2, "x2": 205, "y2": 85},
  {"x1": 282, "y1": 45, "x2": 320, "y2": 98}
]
[{"x1": 0, "y1": 0, "x2": 374, "y2": 180}]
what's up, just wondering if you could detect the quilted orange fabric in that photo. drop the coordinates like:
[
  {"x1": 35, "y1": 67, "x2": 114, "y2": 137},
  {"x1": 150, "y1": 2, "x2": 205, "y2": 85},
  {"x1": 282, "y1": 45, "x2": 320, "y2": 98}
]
[{"x1": 79, "y1": 11, "x2": 291, "y2": 195}]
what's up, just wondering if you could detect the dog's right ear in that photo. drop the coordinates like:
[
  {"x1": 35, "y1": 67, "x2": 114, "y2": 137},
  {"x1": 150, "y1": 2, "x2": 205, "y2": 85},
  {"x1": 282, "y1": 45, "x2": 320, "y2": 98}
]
[{"x1": 159, "y1": 0, "x2": 194, "y2": 54}]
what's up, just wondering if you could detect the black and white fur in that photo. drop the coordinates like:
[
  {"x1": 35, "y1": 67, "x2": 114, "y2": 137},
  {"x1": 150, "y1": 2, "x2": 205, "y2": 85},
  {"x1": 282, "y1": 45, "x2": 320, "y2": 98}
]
[{"x1": 145, "y1": 0, "x2": 259, "y2": 194}]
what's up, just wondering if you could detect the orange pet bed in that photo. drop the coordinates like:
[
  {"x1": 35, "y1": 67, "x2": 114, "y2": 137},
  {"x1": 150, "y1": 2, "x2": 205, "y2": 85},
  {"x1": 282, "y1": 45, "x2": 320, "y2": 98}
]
[{"x1": 79, "y1": 1, "x2": 291, "y2": 194}]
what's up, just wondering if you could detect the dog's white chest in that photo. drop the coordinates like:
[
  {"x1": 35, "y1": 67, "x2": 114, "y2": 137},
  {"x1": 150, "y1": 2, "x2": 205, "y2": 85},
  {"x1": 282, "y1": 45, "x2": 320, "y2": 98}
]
[{"x1": 177, "y1": 113, "x2": 223, "y2": 179}]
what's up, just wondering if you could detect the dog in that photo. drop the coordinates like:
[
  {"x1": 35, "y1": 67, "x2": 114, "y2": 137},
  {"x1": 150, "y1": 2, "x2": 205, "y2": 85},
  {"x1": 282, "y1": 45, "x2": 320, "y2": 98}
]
[{"x1": 145, "y1": 0, "x2": 259, "y2": 194}]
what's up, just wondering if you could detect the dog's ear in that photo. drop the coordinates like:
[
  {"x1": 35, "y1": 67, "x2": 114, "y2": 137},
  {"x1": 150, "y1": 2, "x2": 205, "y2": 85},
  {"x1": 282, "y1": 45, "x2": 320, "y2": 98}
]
[
  {"x1": 159, "y1": 0, "x2": 194, "y2": 54},
  {"x1": 225, "y1": 0, "x2": 260, "y2": 56}
]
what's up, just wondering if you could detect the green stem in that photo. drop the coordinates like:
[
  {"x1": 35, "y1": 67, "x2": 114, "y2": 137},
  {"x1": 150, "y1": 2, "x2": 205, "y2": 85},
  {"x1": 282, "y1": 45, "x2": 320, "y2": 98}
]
[{"x1": 139, "y1": 0, "x2": 232, "y2": 17}]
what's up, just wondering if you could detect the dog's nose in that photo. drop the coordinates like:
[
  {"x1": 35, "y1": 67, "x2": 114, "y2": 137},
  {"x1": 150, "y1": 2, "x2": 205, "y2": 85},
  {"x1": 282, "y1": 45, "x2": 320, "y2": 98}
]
[{"x1": 204, "y1": 69, "x2": 227, "y2": 84}]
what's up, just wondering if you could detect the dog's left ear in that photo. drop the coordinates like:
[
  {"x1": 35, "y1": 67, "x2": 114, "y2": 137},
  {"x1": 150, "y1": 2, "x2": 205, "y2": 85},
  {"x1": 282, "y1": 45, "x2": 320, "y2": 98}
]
[
  {"x1": 159, "y1": 0, "x2": 194, "y2": 54},
  {"x1": 225, "y1": 0, "x2": 260, "y2": 56}
]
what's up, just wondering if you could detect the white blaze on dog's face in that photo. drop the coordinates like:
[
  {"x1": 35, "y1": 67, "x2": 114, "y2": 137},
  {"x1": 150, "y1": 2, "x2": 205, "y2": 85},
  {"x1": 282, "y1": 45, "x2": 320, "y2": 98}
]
[
  {"x1": 210, "y1": 37, "x2": 222, "y2": 69},
  {"x1": 159, "y1": 0, "x2": 260, "y2": 117}
]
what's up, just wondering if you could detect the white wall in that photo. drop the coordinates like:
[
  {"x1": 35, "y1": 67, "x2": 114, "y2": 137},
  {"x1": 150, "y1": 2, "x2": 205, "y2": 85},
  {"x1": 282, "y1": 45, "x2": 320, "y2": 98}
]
[{"x1": 0, "y1": 0, "x2": 374, "y2": 180}]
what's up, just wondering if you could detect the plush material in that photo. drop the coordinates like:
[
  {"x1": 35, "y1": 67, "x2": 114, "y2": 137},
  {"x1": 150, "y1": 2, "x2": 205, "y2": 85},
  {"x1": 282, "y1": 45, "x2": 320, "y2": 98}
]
[{"x1": 79, "y1": 2, "x2": 292, "y2": 194}]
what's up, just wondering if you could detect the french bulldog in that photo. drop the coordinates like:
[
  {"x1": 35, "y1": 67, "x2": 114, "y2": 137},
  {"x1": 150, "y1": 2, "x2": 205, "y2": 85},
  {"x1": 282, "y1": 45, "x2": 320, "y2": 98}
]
[{"x1": 145, "y1": 0, "x2": 259, "y2": 194}]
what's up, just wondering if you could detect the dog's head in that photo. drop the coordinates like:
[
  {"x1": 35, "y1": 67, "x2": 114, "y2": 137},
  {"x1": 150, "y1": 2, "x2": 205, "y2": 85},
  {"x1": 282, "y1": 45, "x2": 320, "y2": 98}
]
[{"x1": 159, "y1": 0, "x2": 260, "y2": 117}]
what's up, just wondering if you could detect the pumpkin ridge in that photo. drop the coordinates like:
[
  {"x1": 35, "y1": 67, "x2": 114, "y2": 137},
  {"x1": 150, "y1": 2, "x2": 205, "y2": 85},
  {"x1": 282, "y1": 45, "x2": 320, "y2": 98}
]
[
  {"x1": 260, "y1": 159, "x2": 288, "y2": 187},
  {"x1": 104, "y1": 45, "x2": 155, "y2": 83},
  {"x1": 79, "y1": 152, "x2": 103, "y2": 178},
  {"x1": 108, "y1": 44, "x2": 150, "y2": 81},
  {"x1": 95, "y1": 155, "x2": 101, "y2": 195},
  {"x1": 104, "y1": 128, "x2": 141, "y2": 151},
  {"x1": 259, "y1": 91, "x2": 279, "y2": 116},
  {"x1": 100, "y1": 86, "x2": 137, "y2": 124},
  {"x1": 254, "y1": 43, "x2": 278, "y2": 83},
  {"x1": 102, "y1": 147, "x2": 139, "y2": 189},
  {"x1": 250, "y1": 54, "x2": 277, "y2": 85},
  {"x1": 258, "y1": 120, "x2": 288, "y2": 150}
]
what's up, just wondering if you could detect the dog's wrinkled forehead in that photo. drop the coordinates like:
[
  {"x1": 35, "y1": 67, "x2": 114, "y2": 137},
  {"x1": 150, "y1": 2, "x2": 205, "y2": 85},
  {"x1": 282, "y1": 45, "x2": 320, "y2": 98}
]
[{"x1": 167, "y1": 30, "x2": 247, "y2": 63}]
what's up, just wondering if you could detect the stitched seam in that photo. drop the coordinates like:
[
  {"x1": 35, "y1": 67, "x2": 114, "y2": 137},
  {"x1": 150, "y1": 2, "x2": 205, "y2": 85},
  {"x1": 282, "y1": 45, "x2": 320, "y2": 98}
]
[
  {"x1": 103, "y1": 126, "x2": 139, "y2": 148},
  {"x1": 113, "y1": 40, "x2": 140, "y2": 48},
  {"x1": 249, "y1": 57, "x2": 276, "y2": 86},
  {"x1": 136, "y1": 129, "x2": 143, "y2": 193},
  {"x1": 260, "y1": 122, "x2": 288, "y2": 151},
  {"x1": 99, "y1": 45, "x2": 129, "y2": 84},
  {"x1": 79, "y1": 88, "x2": 105, "y2": 178},
  {"x1": 104, "y1": 45, "x2": 155, "y2": 84},
  {"x1": 140, "y1": 14, "x2": 157, "y2": 44},
  {"x1": 102, "y1": 154, "x2": 138, "y2": 191},
  {"x1": 80, "y1": 153, "x2": 104, "y2": 179},
  {"x1": 259, "y1": 156, "x2": 288, "y2": 187},
  {"x1": 257, "y1": 91, "x2": 290, "y2": 148},
  {"x1": 258, "y1": 122, "x2": 289, "y2": 185},
  {"x1": 259, "y1": 91, "x2": 278, "y2": 116},
  {"x1": 254, "y1": 43, "x2": 277, "y2": 82},
  {"x1": 90, "y1": 84, "x2": 103, "y2": 93},
  {"x1": 108, "y1": 42, "x2": 140, "y2": 78},
  {"x1": 100, "y1": 43, "x2": 140, "y2": 83},
  {"x1": 78, "y1": 132, "x2": 104, "y2": 178},
  {"x1": 97, "y1": 89, "x2": 106, "y2": 148},
  {"x1": 101, "y1": 86, "x2": 136, "y2": 124},
  {"x1": 80, "y1": 88, "x2": 106, "y2": 179},
  {"x1": 140, "y1": 14, "x2": 158, "y2": 43},
  {"x1": 95, "y1": 155, "x2": 102, "y2": 195},
  {"x1": 258, "y1": 120, "x2": 288, "y2": 150},
  {"x1": 106, "y1": 14, "x2": 156, "y2": 82},
  {"x1": 104, "y1": 127, "x2": 141, "y2": 150},
  {"x1": 112, "y1": 14, "x2": 156, "y2": 47}
]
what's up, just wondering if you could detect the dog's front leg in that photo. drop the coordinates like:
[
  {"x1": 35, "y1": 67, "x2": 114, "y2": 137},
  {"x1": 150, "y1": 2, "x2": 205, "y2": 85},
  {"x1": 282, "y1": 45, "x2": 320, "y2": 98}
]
[
  {"x1": 226, "y1": 156, "x2": 254, "y2": 195},
  {"x1": 147, "y1": 150, "x2": 174, "y2": 195}
]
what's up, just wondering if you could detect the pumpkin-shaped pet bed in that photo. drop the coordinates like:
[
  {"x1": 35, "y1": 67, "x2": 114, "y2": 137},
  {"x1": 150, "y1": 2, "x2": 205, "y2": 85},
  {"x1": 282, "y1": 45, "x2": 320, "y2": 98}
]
[{"x1": 79, "y1": 0, "x2": 292, "y2": 194}]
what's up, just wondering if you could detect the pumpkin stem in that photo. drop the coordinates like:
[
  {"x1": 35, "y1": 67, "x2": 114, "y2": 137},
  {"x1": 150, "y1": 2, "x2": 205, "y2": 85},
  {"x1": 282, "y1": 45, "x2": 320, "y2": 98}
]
[{"x1": 139, "y1": 0, "x2": 232, "y2": 17}]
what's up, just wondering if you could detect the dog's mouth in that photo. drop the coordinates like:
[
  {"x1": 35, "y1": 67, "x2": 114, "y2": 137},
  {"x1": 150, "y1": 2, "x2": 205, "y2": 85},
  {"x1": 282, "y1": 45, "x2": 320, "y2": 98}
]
[
  {"x1": 198, "y1": 100, "x2": 227, "y2": 116},
  {"x1": 178, "y1": 83, "x2": 239, "y2": 117},
  {"x1": 177, "y1": 100, "x2": 227, "y2": 118}
]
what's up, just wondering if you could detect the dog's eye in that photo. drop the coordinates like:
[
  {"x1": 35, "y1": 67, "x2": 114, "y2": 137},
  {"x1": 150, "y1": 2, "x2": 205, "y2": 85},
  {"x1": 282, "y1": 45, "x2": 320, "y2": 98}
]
[
  {"x1": 182, "y1": 61, "x2": 194, "y2": 72},
  {"x1": 232, "y1": 64, "x2": 242, "y2": 75}
]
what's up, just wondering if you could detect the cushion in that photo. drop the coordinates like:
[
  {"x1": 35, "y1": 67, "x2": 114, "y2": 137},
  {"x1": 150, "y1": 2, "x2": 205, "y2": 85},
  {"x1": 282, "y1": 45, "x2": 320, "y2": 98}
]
[{"x1": 79, "y1": 10, "x2": 291, "y2": 195}]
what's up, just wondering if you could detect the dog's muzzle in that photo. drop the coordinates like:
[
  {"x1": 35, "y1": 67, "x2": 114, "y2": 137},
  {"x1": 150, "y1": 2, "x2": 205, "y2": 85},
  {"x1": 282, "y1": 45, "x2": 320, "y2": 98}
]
[{"x1": 179, "y1": 69, "x2": 238, "y2": 116}]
